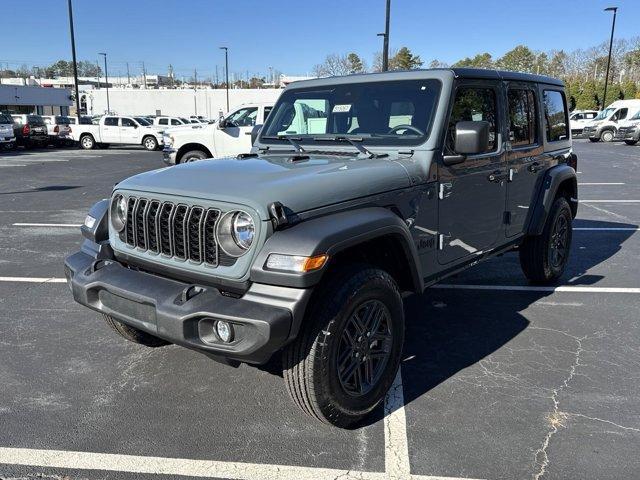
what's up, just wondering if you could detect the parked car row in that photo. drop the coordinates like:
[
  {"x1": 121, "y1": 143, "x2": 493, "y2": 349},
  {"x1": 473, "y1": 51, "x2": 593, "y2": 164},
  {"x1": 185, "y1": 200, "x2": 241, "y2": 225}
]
[
  {"x1": 570, "y1": 99, "x2": 640, "y2": 146},
  {"x1": 0, "y1": 113, "x2": 94, "y2": 150}
]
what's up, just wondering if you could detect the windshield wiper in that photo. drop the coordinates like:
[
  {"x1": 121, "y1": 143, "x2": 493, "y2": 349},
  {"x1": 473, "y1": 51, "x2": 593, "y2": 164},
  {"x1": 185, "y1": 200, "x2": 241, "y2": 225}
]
[
  {"x1": 261, "y1": 135, "x2": 306, "y2": 153},
  {"x1": 312, "y1": 136, "x2": 387, "y2": 159}
]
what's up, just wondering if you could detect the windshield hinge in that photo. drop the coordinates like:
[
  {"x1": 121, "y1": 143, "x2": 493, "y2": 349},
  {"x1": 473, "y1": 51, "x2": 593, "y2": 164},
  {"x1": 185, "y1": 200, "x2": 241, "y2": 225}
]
[{"x1": 268, "y1": 202, "x2": 289, "y2": 230}]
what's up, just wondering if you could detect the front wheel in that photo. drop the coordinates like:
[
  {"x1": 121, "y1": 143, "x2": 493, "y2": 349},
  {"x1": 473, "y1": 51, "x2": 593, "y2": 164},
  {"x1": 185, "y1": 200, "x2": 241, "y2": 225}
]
[
  {"x1": 283, "y1": 266, "x2": 404, "y2": 428},
  {"x1": 143, "y1": 136, "x2": 158, "y2": 151},
  {"x1": 180, "y1": 150, "x2": 208, "y2": 163},
  {"x1": 601, "y1": 130, "x2": 615, "y2": 142},
  {"x1": 519, "y1": 197, "x2": 573, "y2": 284},
  {"x1": 625, "y1": 140, "x2": 638, "y2": 146}
]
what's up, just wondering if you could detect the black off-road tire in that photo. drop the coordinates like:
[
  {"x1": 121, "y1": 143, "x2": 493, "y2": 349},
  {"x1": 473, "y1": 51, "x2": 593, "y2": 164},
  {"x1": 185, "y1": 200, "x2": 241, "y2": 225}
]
[
  {"x1": 519, "y1": 196, "x2": 573, "y2": 284},
  {"x1": 102, "y1": 314, "x2": 169, "y2": 347},
  {"x1": 282, "y1": 265, "x2": 404, "y2": 428},
  {"x1": 589, "y1": 138, "x2": 599, "y2": 143},
  {"x1": 180, "y1": 150, "x2": 208, "y2": 163},
  {"x1": 624, "y1": 140, "x2": 638, "y2": 146}
]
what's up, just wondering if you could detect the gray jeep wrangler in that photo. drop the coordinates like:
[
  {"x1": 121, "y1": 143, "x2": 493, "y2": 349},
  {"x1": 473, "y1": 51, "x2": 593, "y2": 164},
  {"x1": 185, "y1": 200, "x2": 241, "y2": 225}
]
[{"x1": 65, "y1": 68, "x2": 578, "y2": 428}]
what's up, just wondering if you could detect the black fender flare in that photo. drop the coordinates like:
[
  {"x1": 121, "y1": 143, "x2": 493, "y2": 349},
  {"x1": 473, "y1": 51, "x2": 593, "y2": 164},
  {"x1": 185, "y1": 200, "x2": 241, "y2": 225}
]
[
  {"x1": 527, "y1": 164, "x2": 577, "y2": 236},
  {"x1": 250, "y1": 207, "x2": 423, "y2": 291}
]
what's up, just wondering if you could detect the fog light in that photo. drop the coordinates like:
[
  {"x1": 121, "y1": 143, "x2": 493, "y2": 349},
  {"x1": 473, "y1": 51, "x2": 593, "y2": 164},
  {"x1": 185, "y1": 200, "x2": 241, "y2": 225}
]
[{"x1": 216, "y1": 320, "x2": 234, "y2": 343}]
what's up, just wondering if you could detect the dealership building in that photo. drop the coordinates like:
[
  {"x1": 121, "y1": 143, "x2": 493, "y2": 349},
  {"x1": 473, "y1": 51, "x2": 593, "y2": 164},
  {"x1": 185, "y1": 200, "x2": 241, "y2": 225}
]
[{"x1": 0, "y1": 84, "x2": 73, "y2": 115}]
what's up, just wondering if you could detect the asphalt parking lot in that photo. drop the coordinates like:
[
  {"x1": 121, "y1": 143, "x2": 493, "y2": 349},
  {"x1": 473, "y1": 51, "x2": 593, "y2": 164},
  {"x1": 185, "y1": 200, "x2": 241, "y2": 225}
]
[{"x1": 0, "y1": 140, "x2": 638, "y2": 480}]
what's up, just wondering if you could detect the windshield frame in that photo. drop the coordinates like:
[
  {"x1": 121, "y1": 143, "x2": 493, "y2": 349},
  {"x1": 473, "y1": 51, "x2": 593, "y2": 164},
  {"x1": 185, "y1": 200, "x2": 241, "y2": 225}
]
[{"x1": 259, "y1": 78, "x2": 443, "y2": 148}]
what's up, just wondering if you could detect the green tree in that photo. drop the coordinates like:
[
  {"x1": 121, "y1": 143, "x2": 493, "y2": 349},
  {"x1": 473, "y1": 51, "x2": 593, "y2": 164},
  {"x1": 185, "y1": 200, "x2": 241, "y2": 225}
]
[
  {"x1": 533, "y1": 52, "x2": 549, "y2": 75},
  {"x1": 390, "y1": 47, "x2": 423, "y2": 70},
  {"x1": 496, "y1": 45, "x2": 537, "y2": 73},
  {"x1": 452, "y1": 52, "x2": 493, "y2": 69},
  {"x1": 548, "y1": 50, "x2": 568, "y2": 77},
  {"x1": 346, "y1": 53, "x2": 365, "y2": 74}
]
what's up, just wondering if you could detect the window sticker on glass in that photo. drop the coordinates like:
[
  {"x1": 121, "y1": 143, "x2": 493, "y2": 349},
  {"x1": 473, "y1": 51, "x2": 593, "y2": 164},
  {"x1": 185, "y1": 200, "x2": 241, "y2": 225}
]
[{"x1": 332, "y1": 104, "x2": 352, "y2": 113}]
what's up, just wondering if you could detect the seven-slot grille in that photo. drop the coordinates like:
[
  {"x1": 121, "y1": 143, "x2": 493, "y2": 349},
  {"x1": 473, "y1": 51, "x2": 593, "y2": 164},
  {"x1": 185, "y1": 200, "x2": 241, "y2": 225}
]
[{"x1": 120, "y1": 196, "x2": 222, "y2": 266}]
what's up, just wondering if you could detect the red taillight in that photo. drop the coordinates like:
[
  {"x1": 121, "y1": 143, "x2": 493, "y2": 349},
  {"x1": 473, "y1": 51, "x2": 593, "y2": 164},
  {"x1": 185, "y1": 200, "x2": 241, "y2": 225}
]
[
  {"x1": 54, "y1": 125, "x2": 59, "y2": 133},
  {"x1": 22, "y1": 124, "x2": 30, "y2": 135}
]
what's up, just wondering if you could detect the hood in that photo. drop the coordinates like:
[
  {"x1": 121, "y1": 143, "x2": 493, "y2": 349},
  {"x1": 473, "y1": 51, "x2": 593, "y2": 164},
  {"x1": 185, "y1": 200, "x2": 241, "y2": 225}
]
[{"x1": 116, "y1": 153, "x2": 413, "y2": 219}]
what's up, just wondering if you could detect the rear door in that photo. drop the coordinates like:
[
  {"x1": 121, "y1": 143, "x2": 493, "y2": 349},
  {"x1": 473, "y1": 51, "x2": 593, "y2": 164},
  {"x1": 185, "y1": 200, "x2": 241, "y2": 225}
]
[
  {"x1": 437, "y1": 81, "x2": 508, "y2": 264},
  {"x1": 505, "y1": 83, "x2": 544, "y2": 237},
  {"x1": 101, "y1": 117, "x2": 120, "y2": 142}
]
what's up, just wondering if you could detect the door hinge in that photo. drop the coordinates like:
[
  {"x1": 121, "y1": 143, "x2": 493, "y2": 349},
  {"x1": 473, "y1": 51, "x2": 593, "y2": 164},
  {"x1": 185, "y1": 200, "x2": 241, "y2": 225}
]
[
  {"x1": 503, "y1": 211, "x2": 512, "y2": 225},
  {"x1": 438, "y1": 234, "x2": 444, "y2": 250},
  {"x1": 508, "y1": 168, "x2": 516, "y2": 182},
  {"x1": 438, "y1": 183, "x2": 445, "y2": 200}
]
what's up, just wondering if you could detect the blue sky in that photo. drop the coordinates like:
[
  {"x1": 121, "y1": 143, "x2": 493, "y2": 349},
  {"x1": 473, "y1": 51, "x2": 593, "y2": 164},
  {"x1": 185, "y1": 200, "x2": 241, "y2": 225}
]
[{"x1": 5, "y1": 0, "x2": 640, "y2": 79}]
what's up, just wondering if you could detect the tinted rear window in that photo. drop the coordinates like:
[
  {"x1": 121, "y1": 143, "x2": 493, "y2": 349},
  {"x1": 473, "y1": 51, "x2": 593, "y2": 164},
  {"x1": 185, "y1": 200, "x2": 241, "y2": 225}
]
[
  {"x1": 543, "y1": 90, "x2": 569, "y2": 142},
  {"x1": 0, "y1": 114, "x2": 14, "y2": 124},
  {"x1": 28, "y1": 115, "x2": 45, "y2": 125},
  {"x1": 56, "y1": 116, "x2": 71, "y2": 125}
]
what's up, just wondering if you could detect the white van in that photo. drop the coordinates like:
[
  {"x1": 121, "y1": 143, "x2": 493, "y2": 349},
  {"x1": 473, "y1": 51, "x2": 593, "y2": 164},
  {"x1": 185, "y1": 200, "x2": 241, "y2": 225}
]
[
  {"x1": 569, "y1": 110, "x2": 598, "y2": 136},
  {"x1": 582, "y1": 100, "x2": 640, "y2": 142}
]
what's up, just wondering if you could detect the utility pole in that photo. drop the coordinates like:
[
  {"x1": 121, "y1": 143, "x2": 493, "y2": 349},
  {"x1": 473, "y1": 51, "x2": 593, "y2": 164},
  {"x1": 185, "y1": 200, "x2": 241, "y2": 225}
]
[
  {"x1": 377, "y1": 0, "x2": 391, "y2": 71},
  {"x1": 602, "y1": 6, "x2": 618, "y2": 109},
  {"x1": 194, "y1": 68, "x2": 198, "y2": 88},
  {"x1": 67, "y1": 0, "x2": 81, "y2": 119},
  {"x1": 99, "y1": 53, "x2": 109, "y2": 113},
  {"x1": 220, "y1": 47, "x2": 229, "y2": 111},
  {"x1": 215, "y1": 65, "x2": 219, "y2": 87},
  {"x1": 126, "y1": 62, "x2": 131, "y2": 85},
  {"x1": 141, "y1": 61, "x2": 147, "y2": 89},
  {"x1": 168, "y1": 64, "x2": 174, "y2": 87},
  {"x1": 96, "y1": 60, "x2": 101, "y2": 89}
]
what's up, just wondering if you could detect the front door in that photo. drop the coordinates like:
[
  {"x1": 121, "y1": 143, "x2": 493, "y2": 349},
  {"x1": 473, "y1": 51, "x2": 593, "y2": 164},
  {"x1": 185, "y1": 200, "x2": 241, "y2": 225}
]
[
  {"x1": 216, "y1": 106, "x2": 258, "y2": 157},
  {"x1": 437, "y1": 82, "x2": 507, "y2": 264},
  {"x1": 120, "y1": 117, "x2": 140, "y2": 144},
  {"x1": 505, "y1": 84, "x2": 544, "y2": 237}
]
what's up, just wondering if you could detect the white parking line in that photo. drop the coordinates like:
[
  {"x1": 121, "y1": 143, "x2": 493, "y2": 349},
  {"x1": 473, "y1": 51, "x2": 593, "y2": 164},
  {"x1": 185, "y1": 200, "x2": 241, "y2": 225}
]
[
  {"x1": 12, "y1": 223, "x2": 81, "y2": 227},
  {"x1": 0, "y1": 276, "x2": 67, "y2": 283},
  {"x1": 385, "y1": 370, "x2": 411, "y2": 478},
  {"x1": 578, "y1": 182, "x2": 625, "y2": 185},
  {"x1": 580, "y1": 200, "x2": 640, "y2": 203},
  {"x1": 434, "y1": 284, "x2": 640, "y2": 293}
]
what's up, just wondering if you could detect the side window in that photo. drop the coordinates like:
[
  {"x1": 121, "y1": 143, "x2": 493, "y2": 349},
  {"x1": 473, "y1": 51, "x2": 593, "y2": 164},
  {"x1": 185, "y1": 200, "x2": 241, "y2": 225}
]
[
  {"x1": 104, "y1": 117, "x2": 119, "y2": 126},
  {"x1": 158, "y1": 118, "x2": 168, "y2": 125},
  {"x1": 572, "y1": 113, "x2": 584, "y2": 120},
  {"x1": 226, "y1": 107, "x2": 259, "y2": 127},
  {"x1": 171, "y1": 119, "x2": 181, "y2": 125},
  {"x1": 507, "y1": 89, "x2": 538, "y2": 146},
  {"x1": 121, "y1": 118, "x2": 136, "y2": 127},
  {"x1": 446, "y1": 87, "x2": 497, "y2": 154},
  {"x1": 613, "y1": 108, "x2": 628, "y2": 121},
  {"x1": 543, "y1": 90, "x2": 568, "y2": 142},
  {"x1": 263, "y1": 106, "x2": 273, "y2": 121}
]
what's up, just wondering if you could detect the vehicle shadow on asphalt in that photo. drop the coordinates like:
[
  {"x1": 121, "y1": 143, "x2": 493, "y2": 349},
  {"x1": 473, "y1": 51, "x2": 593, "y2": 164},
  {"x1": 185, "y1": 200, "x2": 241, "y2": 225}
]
[{"x1": 363, "y1": 218, "x2": 637, "y2": 427}]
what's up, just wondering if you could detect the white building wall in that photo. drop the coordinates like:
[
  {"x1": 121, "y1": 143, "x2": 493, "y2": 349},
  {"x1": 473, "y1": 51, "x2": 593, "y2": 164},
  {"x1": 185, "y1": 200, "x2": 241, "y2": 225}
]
[{"x1": 85, "y1": 88, "x2": 283, "y2": 117}]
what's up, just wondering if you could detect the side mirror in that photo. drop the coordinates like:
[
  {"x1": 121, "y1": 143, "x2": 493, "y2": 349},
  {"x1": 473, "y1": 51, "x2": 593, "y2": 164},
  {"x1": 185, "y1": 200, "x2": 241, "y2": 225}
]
[
  {"x1": 251, "y1": 124, "x2": 263, "y2": 145},
  {"x1": 133, "y1": 124, "x2": 138, "y2": 129},
  {"x1": 443, "y1": 120, "x2": 490, "y2": 166}
]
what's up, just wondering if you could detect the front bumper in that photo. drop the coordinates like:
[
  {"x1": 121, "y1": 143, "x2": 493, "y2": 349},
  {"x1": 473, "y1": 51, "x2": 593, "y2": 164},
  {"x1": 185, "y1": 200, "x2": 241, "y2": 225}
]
[
  {"x1": 162, "y1": 147, "x2": 177, "y2": 165},
  {"x1": 582, "y1": 126, "x2": 599, "y2": 139},
  {"x1": 614, "y1": 127, "x2": 639, "y2": 142},
  {"x1": 64, "y1": 247, "x2": 310, "y2": 364},
  {"x1": 0, "y1": 136, "x2": 15, "y2": 144}
]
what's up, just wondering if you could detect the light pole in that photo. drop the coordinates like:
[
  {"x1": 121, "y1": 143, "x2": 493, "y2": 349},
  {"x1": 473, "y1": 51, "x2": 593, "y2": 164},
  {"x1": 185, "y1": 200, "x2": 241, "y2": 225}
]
[
  {"x1": 602, "y1": 6, "x2": 618, "y2": 109},
  {"x1": 67, "y1": 0, "x2": 81, "y2": 119},
  {"x1": 220, "y1": 47, "x2": 229, "y2": 112},
  {"x1": 377, "y1": 0, "x2": 391, "y2": 71},
  {"x1": 99, "y1": 53, "x2": 110, "y2": 114}
]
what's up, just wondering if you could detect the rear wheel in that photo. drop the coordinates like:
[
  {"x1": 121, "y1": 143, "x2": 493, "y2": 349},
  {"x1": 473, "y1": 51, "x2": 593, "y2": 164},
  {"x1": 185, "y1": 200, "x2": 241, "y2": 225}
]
[
  {"x1": 143, "y1": 135, "x2": 158, "y2": 151},
  {"x1": 282, "y1": 265, "x2": 404, "y2": 428},
  {"x1": 519, "y1": 197, "x2": 573, "y2": 284},
  {"x1": 102, "y1": 314, "x2": 169, "y2": 347},
  {"x1": 80, "y1": 134, "x2": 95, "y2": 150},
  {"x1": 601, "y1": 130, "x2": 615, "y2": 142},
  {"x1": 624, "y1": 140, "x2": 638, "y2": 146},
  {"x1": 180, "y1": 150, "x2": 208, "y2": 163}
]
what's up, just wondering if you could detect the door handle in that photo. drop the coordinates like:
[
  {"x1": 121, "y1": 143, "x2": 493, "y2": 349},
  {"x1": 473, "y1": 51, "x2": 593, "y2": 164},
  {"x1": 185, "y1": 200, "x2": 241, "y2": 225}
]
[
  {"x1": 244, "y1": 131, "x2": 252, "y2": 135},
  {"x1": 487, "y1": 170, "x2": 506, "y2": 182},
  {"x1": 528, "y1": 162, "x2": 542, "y2": 173}
]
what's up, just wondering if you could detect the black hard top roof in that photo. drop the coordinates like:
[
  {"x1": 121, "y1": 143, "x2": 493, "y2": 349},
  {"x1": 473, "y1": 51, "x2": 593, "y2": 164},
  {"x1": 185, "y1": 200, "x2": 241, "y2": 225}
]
[{"x1": 449, "y1": 67, "x2": 564, "y2": 86}]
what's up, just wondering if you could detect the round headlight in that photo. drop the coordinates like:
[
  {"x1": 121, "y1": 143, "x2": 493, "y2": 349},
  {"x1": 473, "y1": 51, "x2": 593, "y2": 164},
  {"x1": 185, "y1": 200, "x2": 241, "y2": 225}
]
[
  {"x1": 110, "y1": 194, "x2": 127, "y2": 232},
  {"x1": 216, "y1": 210, "x2": 255, "y2": 257},
  {"x1": 232, "y1": 211, "x2": 255, "y2": 250}
]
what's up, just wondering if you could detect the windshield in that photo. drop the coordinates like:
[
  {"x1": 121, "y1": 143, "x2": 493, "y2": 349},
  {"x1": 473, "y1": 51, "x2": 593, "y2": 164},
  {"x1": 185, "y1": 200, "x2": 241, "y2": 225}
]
[
  {"x1": 135, "y1": 117, "x2": 151, "y2": 125},
  {"x1": 630, "y1": 111, "x2": 640, "y2": 121},
  {"x1": 594, "y1": 108, "x2": 615, "y2": 120},
  {"x1": 261, "y1": 79, "x2": 441, "y2": 146}
]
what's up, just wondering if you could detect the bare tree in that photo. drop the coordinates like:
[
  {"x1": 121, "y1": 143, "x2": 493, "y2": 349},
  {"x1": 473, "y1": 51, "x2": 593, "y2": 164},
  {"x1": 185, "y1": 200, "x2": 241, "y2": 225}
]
[{"x1": 313, "y1": 54, "x2": 351, "y2": 77}]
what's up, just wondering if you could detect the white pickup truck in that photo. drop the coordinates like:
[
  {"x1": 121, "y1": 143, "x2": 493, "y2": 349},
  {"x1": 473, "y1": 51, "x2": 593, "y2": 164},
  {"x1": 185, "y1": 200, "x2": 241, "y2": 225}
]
[
  {"x1": 72, "y1": 115, "x2": 165, "y2": 150},
  {"x1": 162, "y1": 102, "x2": 274, "y2": 164}
]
